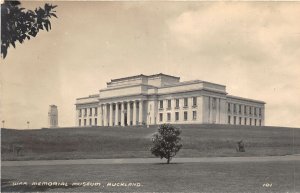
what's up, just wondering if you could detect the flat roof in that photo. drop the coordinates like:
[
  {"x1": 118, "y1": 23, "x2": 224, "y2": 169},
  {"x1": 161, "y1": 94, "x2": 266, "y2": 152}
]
[{"x1": 227, "y1": 95, "x2": 266, "y2": 104}]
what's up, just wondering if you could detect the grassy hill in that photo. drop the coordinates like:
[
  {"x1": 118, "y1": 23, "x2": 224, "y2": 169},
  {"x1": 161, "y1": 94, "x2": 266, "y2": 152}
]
[{"x1": 1, "y1": 124, "x2": 300, "y2": 161}]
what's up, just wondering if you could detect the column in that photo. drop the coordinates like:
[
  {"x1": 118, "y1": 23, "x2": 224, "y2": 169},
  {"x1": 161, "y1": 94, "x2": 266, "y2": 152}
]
[
  {"x1": 99, "y1": 106, "x2": 103, "y2": 126},
  {"x1": 121, "y1": 102, "x2": 125, "y2": 126},
  {"x1": 127, "y1": 102, "x2": 131, "y2": 126},
  {"x1": 115, "y1": 103, "x2": 119, "y2": 126},
  {"x1": 139, "y1": 100, "x2": 143, "y2": 125},
  {"x1": 133, "y1": 101, "x2": 137, "y2": 126},
  {"x1": 103, "y1": 104, "x2": 107, "y2": 126},
  {"x1": 109, "y1": 103, "x2": 113, "y2": 127}
]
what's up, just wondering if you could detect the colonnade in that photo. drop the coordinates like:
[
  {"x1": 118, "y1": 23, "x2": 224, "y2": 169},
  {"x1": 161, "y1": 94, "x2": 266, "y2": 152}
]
[{"x1": 100, "y1": 100, "x2": 144, "y2": 126}]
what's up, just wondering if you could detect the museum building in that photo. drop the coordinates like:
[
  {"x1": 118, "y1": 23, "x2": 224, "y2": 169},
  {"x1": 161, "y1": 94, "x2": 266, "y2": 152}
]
[{"x1": 75, "y1": 73, "x2": 265, "y2": 127}]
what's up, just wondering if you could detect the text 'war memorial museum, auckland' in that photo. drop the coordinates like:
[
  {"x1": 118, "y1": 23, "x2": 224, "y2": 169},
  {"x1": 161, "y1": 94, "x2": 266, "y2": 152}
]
[{"x1": 75, "y1": 73, "x2": 265, "y2": 127}]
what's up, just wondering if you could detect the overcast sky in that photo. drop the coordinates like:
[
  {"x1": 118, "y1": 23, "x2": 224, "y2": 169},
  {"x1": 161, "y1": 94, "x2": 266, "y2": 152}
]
[{"x1": 1, "y1": 1, "x2": 300, "y2": 129}]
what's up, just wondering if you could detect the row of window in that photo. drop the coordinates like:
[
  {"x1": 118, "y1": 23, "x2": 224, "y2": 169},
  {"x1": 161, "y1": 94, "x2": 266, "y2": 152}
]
[
  {"x1": 79, "y1": 118, "x2": 98, "y2": 126},
  {"x1": 79, "y1": 107, "x2": 98, "y2": 117},
  {"x1": 228, "y1": 115, "x2": 262, "y2": 126},
  {"x1": 228, "y1": 103, "x2": 262, "y2": 117},
  {"x1": 159, "y1": 111, "x2": 197, "y2": 122},
  {"x1": 159, "y1": 97, "x2": 197, "y2": 110}
]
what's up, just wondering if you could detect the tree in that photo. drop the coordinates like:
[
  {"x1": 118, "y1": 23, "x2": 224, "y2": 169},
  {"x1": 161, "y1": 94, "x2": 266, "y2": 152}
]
[
  {"x1": 150, "y1": 124, "x2": 183, "y2": 164},
  {"x1": 1, "y1": 0, "x2": 57, "y2": 58}
]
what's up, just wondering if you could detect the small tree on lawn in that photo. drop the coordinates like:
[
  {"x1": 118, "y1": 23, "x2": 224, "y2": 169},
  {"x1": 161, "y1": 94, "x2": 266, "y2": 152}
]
[{"x1": 150, "y1": 124, "x2": 183, "y2": 164}]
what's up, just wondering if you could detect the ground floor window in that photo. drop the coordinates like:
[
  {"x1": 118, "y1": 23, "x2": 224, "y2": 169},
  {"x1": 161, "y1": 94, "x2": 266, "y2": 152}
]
[
  {"x1": 193, "y1": 111, "x2": 197, "y2": 120},
  {"x1": 259, "y1": 119, "x2": 262, "y2": 126},
  {"x1": 239, "y1": 117, "x2": 242, "y2": 125},
  {"x1": 159, "y1": 113, "x2": 163, "y2": 122},
  {"x1": 184, "y1": 111, "x2": 188, "y2": 121},
  {"x1": 234, "y1": 116, "x2": 236, "y2": 125},
  {"x1": 255, "y1": 119, "x2": 257, "y2": 126},
  {"x1": 95, "y1": 118, "x2": 97, "y2": 126},
  {"x1": 228, "y1": 116, "x2": 231, "y2": 124},
  {"x1": 175, "y1": 112, "x2": 179, "y2": 121},
  {"x1": 89, "y1": 118, "x2": 92, "y2": 126},
  {"x1": 84, "y1": 119, "x2": 86, "y2": 126},
  {"x1": 250, "y1": 118, "x2": 252, "y2": 126},
  {"x1": 167, "y1": 113, "x2": 171, "y2": 122},
  {"x1": 244, "y1": 118, "x2": 247, "y2": 125},
  {"x1": 79, "y1": 119, "x2": 81, "y2": 126}
]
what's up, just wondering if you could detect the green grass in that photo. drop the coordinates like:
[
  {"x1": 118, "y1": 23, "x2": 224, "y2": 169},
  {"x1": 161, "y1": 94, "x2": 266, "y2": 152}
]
[
  {"x1": 1, "y1": 161, "x2": 299, "y2": 192},
  {"x1": 1, "y1": 124, "x2": 300, "y2": 161}
]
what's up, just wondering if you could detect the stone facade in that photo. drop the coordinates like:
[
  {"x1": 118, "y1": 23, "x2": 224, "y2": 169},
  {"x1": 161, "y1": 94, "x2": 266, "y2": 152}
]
[{"x1": 75, "y1": 73, "x2": 265, "y2": 127}]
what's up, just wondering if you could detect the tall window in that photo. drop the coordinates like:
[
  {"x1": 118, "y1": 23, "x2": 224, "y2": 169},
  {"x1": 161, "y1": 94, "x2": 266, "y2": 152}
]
[
  {"x1": 254, "y1": 119, "x2": 257, "y2": 126},
  {"x1": 159, "y1": 113, "x2": 163, "y2": 122},
  {"x1": 228, "y1": 103, "x2": 231, "y2": 112},
  {"x1": 233, "y1": 104, "x2": 236, "y2": 113},
  {"x1": 250, "y1": 118, "x2": 252, "y2": 125},
  {"x1": 244, "y1": 106, "x2": 247, "y2": 115},
  {"x1": 167, "y1": 113, "x2": 171, "y2": 121},
  {"x1": 239, "y1": 117, "x2": 242, "y2": 125},
  {"x1": 239, "y1": 105, "x2": 242, "y2": 114},
  {"x1": 184, "y1": 98, "x2": 188, "y2": 107},
  {"x1": 193, "y1": 97, "x2": 197, "y2": 106},
  {"x1": 254, "y1": 107, "x2": 257, "y2": 116},
  {"x1": 234, "y1": 116, "x2": 236, "y2": 125},
  {"x1": 259, "y1": 120, "x2": 262, "y2": 126},
  {"x1": 95, "y1": 118, "x2": 97, "y2": 126},
  {"x1": 228, "y1": 116, "x2": 231, "y2": 124},
  {"x1": 84, "y1": 119, "x2": 86, "y2": 126},
  {"x1": 259, "y1": 108, "x2": 262, "y2": 116},
  {"x1": 244, "y1": 117, "x2": 247, "y2": 125},
  {"x1": 79, "y1": 119, "x2": 81, "y2": 126},
  {"x1": 167, "y1": 100, "x2": 171, "y2": 109},
  {"x1": 79, "y1": 109, "x2": 82, "y2": 117},
  {"x1": 184, "y1": 111, "x2": 188, "y2": 121},
  {"x1": 175, "y1": 112, "x2": 179, "y2": 121},
  {"x1": 193, "y1": 111, "x2": 197, "y2": 120},
  {"x1": 95, "y1": 108, "x2": 98, "y2": 116},
  {"x1": 84, "y1": 109, "x2": 87, "y2": 116},
  {"x1": 175, "y1": 99, "x2": 179, "y2": 108},
  {"x1": 89, "y1": 108, "x2": 92, "y2": 116},
  {"x1": 249, "y1": 107, "x2": 252, "y2": 115},
  {"x1": 159, "y1": 100, "x2": 163, "y2": 109},
  {"x1": 89, "y1": 118, "x2": 92, "y2": 125}
]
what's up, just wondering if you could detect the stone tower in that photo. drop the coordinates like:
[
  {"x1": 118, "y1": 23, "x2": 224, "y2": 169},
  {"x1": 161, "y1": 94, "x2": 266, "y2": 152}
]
[{"x1": 48, "y1": 105, "x2": 58, "y2": 128}]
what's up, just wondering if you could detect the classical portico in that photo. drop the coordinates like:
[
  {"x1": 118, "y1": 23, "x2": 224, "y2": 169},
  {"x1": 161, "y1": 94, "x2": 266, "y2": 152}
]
[{"x1": 75, "y1": 73, "x2": 265, "y2": 127}]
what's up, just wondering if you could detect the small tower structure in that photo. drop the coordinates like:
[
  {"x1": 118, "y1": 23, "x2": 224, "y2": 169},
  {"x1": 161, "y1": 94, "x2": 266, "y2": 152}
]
[{"x1": 48, "y1": 105, "x2": 58, "y2": 128}]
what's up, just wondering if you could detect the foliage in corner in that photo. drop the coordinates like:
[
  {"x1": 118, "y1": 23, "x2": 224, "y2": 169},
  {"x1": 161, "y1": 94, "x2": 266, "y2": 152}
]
[
  {"x1": 150, "y1": 124, "x2": 183, "y2": 164},
  {"x1": 1, "y1": 0, "x2": 57, "y2": 58}
]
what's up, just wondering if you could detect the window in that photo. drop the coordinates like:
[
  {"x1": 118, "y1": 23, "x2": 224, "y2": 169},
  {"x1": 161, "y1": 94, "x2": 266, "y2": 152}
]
[
  {"x1": 184, "y1": 111, "x2": 188, "y2": 121},
  {"x1": 184, "y1": 98, "x2": 188, "y2": 107},
  {"x1": 259, "y1": 120, "x2": 262, "y2": 126},
  {"x1": 79, "y1": 119, "x2": 81, "y2": 126},
  {"x1": 84, "y1": 109, "x2": 87, "y2": 116},
  {"x1": 89, "y1": 108, "x2": 92, "y2": 116},
  {"x1": 175, "y1": 112, "x2": 179, "y2": 121},
  {"x1": 259, "y1": 108, "x2": 262, "y2": 116},
  {"x1": 239, "y1": 105, "x2": 242, "y2": 114},
  {"x1": 250, "y1": 118, "x2": 252, "y2": 125},
  {"x1": 79, "y1": 109, "x2": 82, "y2": 117},
  {"x1": 233, "y1": 104, "x2": 236, "y2": 113},
  {"x1": 89, "y1": 118, "x2": 92, "y2": 125},
  {"x1": 255, "y1": 119, "x2": 257, "y2": 126},
  {"x1": 239, "y1": 117, "x2": 242, "y2": 125},
  {"x1": 175, "y1": 99, "x2": 179, "y2": 108},
  {"x1": 193, "y1": 97, "x2": 197, "y2": 107},
  {"x1": 244, "y1": 106, "x2": 247, "y2": 115},
  {"x1": 159, "y1": 113, "x2": 163, "y2": 122},
  {"x1": 84, "y1": 119, "x2": 86, "y2": 126},
  {"x1": 228, "y1": 116, "x2": 231, "y2": 124},
  {"x1": 254, "y1": 107, "x2": 257, "y2": 116},
  {"x1": 234, "y1": 116, "x2": 236, "y2": 125},
  {"x1": 228, "y1": 103, "x2": 231, "y2": 112},
  {"x1": 95, "y1": 118, "x2": 97, "y2": 126},
  {"x1": 249, "y1": 107, "x2": 252, "y2": 115},
  {"x1": 95, "y1": 108, "x2": 98, "y2": 116},
  {"x1": 193, "y1": 111, "x2": 197, "y2": 120},
  {"x1": 167, "y1": 113, "x2": 171, "y2": 121},
  {"x1": 244, "y1": 118, "x2": 247, "y2": 125},
  {"x1": 159, "y1": 100, "x2": 163, "y2": 109},
  {"x1": 167, "y1": 100, "x2": 171, "y2": 109}
]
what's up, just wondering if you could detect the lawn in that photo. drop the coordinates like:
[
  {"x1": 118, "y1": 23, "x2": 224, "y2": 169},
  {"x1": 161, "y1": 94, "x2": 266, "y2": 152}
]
[
  {"x1": 1, "y1": 161, "x2": 300, "y2": 192},
  {"x1": 2, "y1": 124, "x2": 300, "y2": 161}
]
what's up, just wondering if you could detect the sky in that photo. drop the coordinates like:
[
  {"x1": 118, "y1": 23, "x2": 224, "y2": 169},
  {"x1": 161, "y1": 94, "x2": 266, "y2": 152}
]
[{"x1": 1, "y1": 1, "x2": 300, "y2": 129}]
